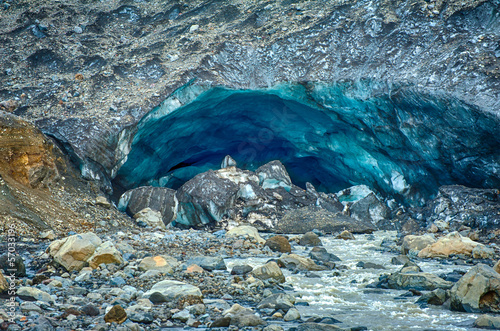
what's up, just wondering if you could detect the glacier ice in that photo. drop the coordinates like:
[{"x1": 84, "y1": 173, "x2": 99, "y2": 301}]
[{"x1": 114, "y1": 81, "x2": 500, "y2": 205}]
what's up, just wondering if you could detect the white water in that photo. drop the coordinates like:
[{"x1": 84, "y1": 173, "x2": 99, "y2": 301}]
[{"x1": 226, "y1": 231, "x2": 481, "y2": 331}]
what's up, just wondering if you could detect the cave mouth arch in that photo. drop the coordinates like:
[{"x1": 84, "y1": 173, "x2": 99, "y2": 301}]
[{"x1": 113, "y1": 81, "x2": 500, "y2": 205}]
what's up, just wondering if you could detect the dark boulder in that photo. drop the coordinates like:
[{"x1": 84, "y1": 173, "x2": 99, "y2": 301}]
[{"x1": 118, "y1": 186, "x2": 177, "y2": 225}]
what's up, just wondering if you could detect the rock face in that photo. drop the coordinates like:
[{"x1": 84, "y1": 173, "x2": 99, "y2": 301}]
[
  {"x1": 143, "y1": 280, "x2": 202, "y2": 303},
  {"x1": 118, "y1": 186, "x2": 177, "y2": 225},
  {"x1": 48, "y1": 232, "x2": 102, "y2": 272},
  {"x1": 418, "y1": 232, "x2": 490, "y2": 258},
  {"x1": 423, "y1": 186, "x2": 500, "y2": 230},
  {"x1": 450, "y1": 264, "x2": 500, "y2": 313},
  {"x1": 275, "y1": 206, "x2": 376, "y2": 234}
]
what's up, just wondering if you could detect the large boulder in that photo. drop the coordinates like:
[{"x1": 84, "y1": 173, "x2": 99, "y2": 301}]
[
  {"x1": 450, "y1": 264, "x2": 500, "y2": 313},
  {"x1": 143, "y1": 280, "x2": 202, "y2": 303},
  {"x1": 47, "y1": 232, "x2": 102, "y2": 272},
  {"x1": 350, "y1": 193, "x2": 389, "y2": 227},
  {"x1": 423, "y1": 185, "x2": 500, "y2": 230},
  {"x1": 278, "y1": 254, "x2": 327, "y2": 271},
  {"x1": 118, "y1": 186, "x2": 177, "y2": 225},
  {"x1": 378, "y1": 266, "x2": 453, "y2": 291},
  {"x1": 275, "y1": 206, "x2": 376, "y2": 234},
  {"x1": 175, "y1": 168, "x2": 258, "y2": 226},
  {"x1": 265, "y1": 236, "x2": 291, "y2": 253},
  {"x1": 251, "y1": 261, "x2": 285, "y2": 283},
  {"x1": 139, "y1": 255, "x2": 177, "y2": 274},
  {"x1": 401, "y1": 234, "x2": 436, "y2": 255},
  {"x1": 133, "y1": 208, "x2": 165, "y2": 228},
  {"x1": 186, "y1": 256, "x2": 226, "y2": 271},
  {"x1": 474, "y1": 315, "x2": 500, "y2": 329},
  {"x1": 418, "y1": 232, "x2": 490, "y2": 258},
  {"x1": 257, "y1": 293, "x2": 295, "y2": 311}
]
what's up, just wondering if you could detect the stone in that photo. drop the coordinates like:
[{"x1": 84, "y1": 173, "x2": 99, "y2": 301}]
[
  {"x1": 221, "y1": 155, "x2": 237, "y2": 168},
  {"x1": 381, "y1": 271, "x2": 453, "y2": 291},
  {"x1": 81, "y1": 304, "x2": 100, "y2": 316},
  {"x1": 284, "y1": 307, "x2": 301, "y2": 321},
  {"x1": 252, "y1": 261, "x2": 285, "y2": 283},
  {"x1": 257, "y1": 293, "x2": 295, "y2": 311},
  {"x1": 299, "y1": 232, "x2": 322, "y2": 246},
  {"x1": 309, "y1": 247, "x2": 341, "y2": 264},
  {"x1": 450, "y1": 264, "x2": 500, "y2": 313},
  {"x1": 350, "y1": 193, "x2": 389, "y2": 226},
  {"x1": 88, "y1": 241, "x2": 124, "y2": 269},
  {"x1": 401, "y1": 234, "x2": 436, "y2": 255},
  {"x1": 391, "y1": 255, "x2": 411, "y2": 265},
  {"x1": 265, "y1": 235, "x2": 292, "y2": 253},
  {"x1": 263, "y1": 326, "x2": 285, "y2": 331},
  {"x1": 104, "y1": 305, "x2": 127, "y2": 324},
  {"x1": 230, "y1": 311, "x2": 265, "y2": 327},
  {"x1": 418, "y1": 232, "x2": 487, "y2": 258},
  {"x1": 276, "y1": 206, "x2": 376, "y2": 234},
  {"x1": 416, "y1": 288, "x2": 448, "y2": 305},
  {"x1": 226, "y1": 225, "x2": 265, "y2": 244},
  {"x1": 47, "y1": 232, "x2": 102, "y2": 271},
  {"x1": 95, "y1": 196, "x2": 111, "y2": 208},
  {"x1": 357, "y1": 261, "x2": 385, "y2": 269},
  {"x1": 138, "y1": 255, "x2": 176, "y2": 274},
  {"x1": 39, "y1": 230, "x2": 56, "y2": 240},
  {"x1": 474, "y1": 314, "x2": 500, "y2": 329},
  {"x1": 231, "y1": 264, "x2": 253, "y2": 275},
  {"x1": 189, "y1": 24, "x2": 199, "y2": 33},
  {"x1": 186, "y1": 256, "x2": 226, "y2": 271},
  {"x1": 0, "y1": 271, "x2": 8, "y2": 293},
  {"x1": 0, "y1": 254, "x2": 26, "y2": 277},
  {"x1": 133, "y1": 208, "x2": 165, "y2": 228},
  {"x1": 17, "y1": 286, "x2": 54, "y2": 302},
  {"x1": 118, "y1": 186, "x2": 177, "y2": 225},
  {"x1": 278, "y1": 254, "x2": 327, "y2": 271},
  {"x1": 210, "y1": 316, "x2": 231, "y2": 327},
  {"x1": 336, "y1": 230, "x2": 355, "y2": 240},
  {"x1": 143, "y1": 280, "x2": 202, "y2": 303},
  {"x1": 185, "y1": 264, "x2": 204, "y2": 274},
  {"x1": 172, "y1": 309, "x2": 190, "y2": 322},
  {"x1": 494, "y1": 261, "x2": 500, "y2": 274},
  {"x1": 20, "y1": 302, "x2": 42, "y2": 314},
  {"x1": 473, "y1": 245, "x2": 496, "y2": 259}
]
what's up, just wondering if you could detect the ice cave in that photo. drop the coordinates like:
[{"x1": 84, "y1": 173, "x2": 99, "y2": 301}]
[{"x1": 114, "y1": 81, "x2": 500, "y2": 205}]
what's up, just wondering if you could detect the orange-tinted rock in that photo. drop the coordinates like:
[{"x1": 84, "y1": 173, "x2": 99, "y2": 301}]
[
  {"x1": 104, "y1": 305, "x2": 127, "y2": 324},
  {"x1": 185, "y1": 264, "x2": 204, "y2": 274},
  {"x1": 265, "y1": 236, "x2": 291, "y2": 253}
]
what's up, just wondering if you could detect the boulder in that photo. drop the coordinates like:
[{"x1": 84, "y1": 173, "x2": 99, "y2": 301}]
[
  {"x1": 226, "y1": 225, "x2": 265, "y2": 244},
  {"x1": 221, "y1": 155, "x2": 237, "y2": 168},
  {"x1": 380, "y1": 268, "x2": 453, "y2": 291},
  {"x1": 224, "y1": 303, "x2": 265, "y2": 328},
  {"x1": 284, "y1": 307, "x2": 301, "y2": 321},
  {"x1": 138, "y1": 255, "x2": 177, "y2": 274},
  {"x1": 418, "y1": 232, "x2": 488, "y2": 258},
  {"x1": 265, "y1": 236, "x2": 291, "y2": 253},
  {"x1": 474, "y1": 314, "x2": 500, "y2": 329},
  {"x1": 494, "y1": 260, "x2": 500, "y2": 274},
  {"x1": 231, "y1": 265, "x2": 253, "y2": 275},
  {"x1": 299, "y1": 231, "x2": 322, "y2": 246},
  {"x1": 255, "y1": 160, "x2": 292, "y2": 190},
  {"x1": 336, "y1": 230, "x2": 355, "y2": 240},
  {"x1": 257, "y1": 293, "x2": 295, "y2": 311},
  {"x1": 275, "y1": 206, "x2": 375, "y2": 234},
  {"x1": 391, "y1": 255, "x2": 411, "y2": 265},
  {"x1": 186, "y1": 256, "x2": 226, "y2": 271},
  {"x1": 175, "y1": 168, "x2": 258, "y2": 226},
  {"x1": 416, "y1": 288, "x2": 448, "y2": 305},
  {"x1": 278, "y1": 254, "x2": 327, "y2": 271},
  {"x1": 350, "y1": 193, "x2": 389, "y2": 226},
  {"x1": 143, "y1": 280, "x2": 202, "y2": 303},
  {"x1": 251, "y1": 261, "x2": 285, "y2": 283},
  {"x1": 309, "y1": 247, "x2": 341, "y2": 264},
  {"x1": 47, "y1": 232, "x2": 102, "y2": 271},
  {"x1": 87, "y1": 241, "x2": 123, "y2": 269},
  {"x1": 450, "y1": 264, "x2": 500, "y2": 313},
  {"x1": 401, "y1": 234, "x2": 436, "y2": 255},
  {"x1": 133, "y1": 208, "x2": 165, "y2": 228},
  {"x1": 118, "y1": 186, "x2": 177, "y2": 225}
]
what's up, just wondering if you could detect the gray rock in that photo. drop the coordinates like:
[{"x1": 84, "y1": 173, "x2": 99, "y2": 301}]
[
  {"x1": 257, "y1": 293, "x2": 295, "y2": 311},
  {"x1": 221, "y1": 155, "x2": 237, "y2": 168},
  {"x1": 143, "y1": 280, "x2": 202, "y2": 303},
  {"x1": 172, "y1": 309, "x2": 190, "y2": 322},
  {"x1": 284, "y1": 307, "x2": 301, "y2": 321},
  {"x1": 473, "y1": 314, "x2": 500, "y2": 329},
  {"x1": 416, "y1": 288, "x2": 448, "y2": 305},
  {"x1": 0, "y1": 254, "x2": 26, "y2": 277},
  {"x1": 383, "y1": 271, "x2": 453, "y2": 291},
  {"x1": 350, "y1": 193, "x2": 389, "y2": 227},
  {"x1": 186, "y1": 256, "x2": 226, "y2": 271},
  {"x1": 256, "y1": 160, "x2": 292, "y2": 190},
  {"x1": 300, "y1": 232, "x2": 322, "y2": 246},
  {"x1": 275, "y1": 206, "x2": 376, "y2": 234},
  {"x1": 231, "y1": 264, "x2": 253, "y2": 275},
  {"x1": 309, "y1": 247, "x2": 341, "y2": 264},
  {"x1": 252, "y1": 261, "x2": 285, "y2": 283},
  {"x1": 391, "y1": 255, "x2": 411, "y2": 265},
  {"x1": 118, "y1": 186, "x2": 177, "y2": 225}
]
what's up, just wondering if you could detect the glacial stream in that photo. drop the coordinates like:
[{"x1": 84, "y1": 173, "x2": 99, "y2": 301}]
[{"x1": 226, "y1": 231, "x2": 479, "y2": 331}]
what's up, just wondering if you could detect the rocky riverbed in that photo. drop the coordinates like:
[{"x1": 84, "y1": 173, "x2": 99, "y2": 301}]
[{"x1": 1, "y1": 225, "x2": 500, "y2": 331}]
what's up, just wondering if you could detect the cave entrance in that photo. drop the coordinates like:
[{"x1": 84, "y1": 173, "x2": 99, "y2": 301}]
[{"x1": 113, "y1": 82, "x2": 500, "y2": 205}]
